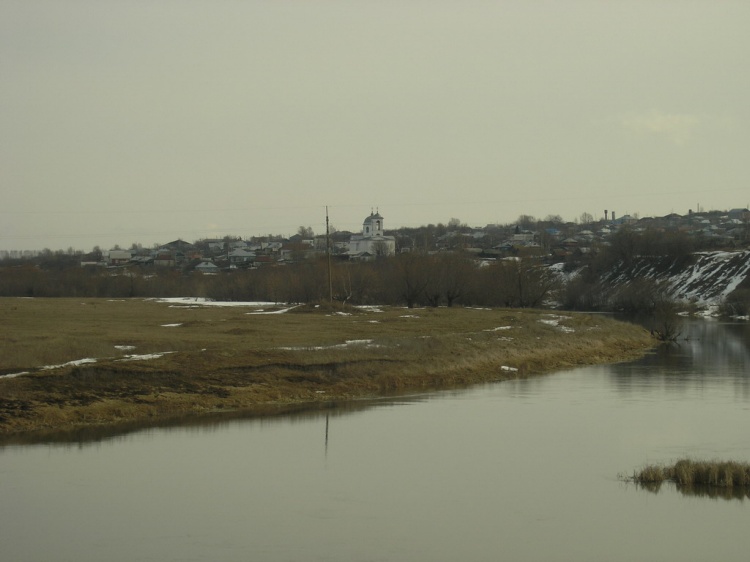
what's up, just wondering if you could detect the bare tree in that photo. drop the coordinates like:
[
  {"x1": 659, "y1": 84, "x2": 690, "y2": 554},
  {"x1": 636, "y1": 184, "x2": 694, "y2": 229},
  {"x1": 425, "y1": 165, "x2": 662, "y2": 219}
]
[
  {"x1": 447, "y1": 217, "x2": 466, "y2": 230},
  {"x1": 439, "y1": 252, "x2": 475, "y2": 307},
  {"x1": 393, "y1": 253, "x2": 430, "y2": 308},
  {"x1": 492, "y1": 259, "x2": 560, "y2": 308},
  {"x1": 297, "y1": 226, "x2": 315, "y2": 239}
]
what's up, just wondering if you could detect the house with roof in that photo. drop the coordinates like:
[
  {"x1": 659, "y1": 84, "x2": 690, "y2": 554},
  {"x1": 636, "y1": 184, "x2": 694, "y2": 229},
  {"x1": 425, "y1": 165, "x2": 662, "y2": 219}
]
[
  {"x1": 159, "y1": 239, "x2": 197, "y2": 254},
  {"x1": 347, "y1": 211, "x2": 396, "y2": 260},
  {"x1": 227, "y1": 248, "x2": 256, "y2": 265},
  {"x1": 105, "y1": 249, "x2": 134, "y2": 266},
  {"x1": 278, "y1": 242, "x2": 315, "y2": 263},
  {"x1": 195, "y1": 261, "x2": 220, "y2": 274},
  {"x1": 205, "y1": 239, "x2": 225, "y2": 252}
]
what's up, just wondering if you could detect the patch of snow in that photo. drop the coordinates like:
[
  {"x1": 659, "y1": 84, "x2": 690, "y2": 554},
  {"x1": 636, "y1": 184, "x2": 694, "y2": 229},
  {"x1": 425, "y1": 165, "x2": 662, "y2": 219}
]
[
  {"x1": 247, "y1": 305, "x2": 301, "y2": 315},
  {"x1": 400, "y1": 314, "x2": 420, "y2": 318},
  {"x1": 695, "y1": 305, "x2": 720, "y2": 318},
  {"x1": 119, "y1": 352, "x2": 175, "y2": 362},
  {"x1": 1, "y1": 371, "x2": 29, "y2": 379},
  {"x1": 484, "y1": 326, "x2": 512, "y2": 331},
  {"x1": 501, "y1": 366, "x2": 518, "y2": 372},
  {"x1": 539, "y1": 314, "x2": 574, "y2": 333},
  {"x1": 161, "y1": 323, "x2": 183, "y2": 327},
  {"x1": 114, "y1": 345, "x2": 136, "y2": 351},
  {"x1": 41, "y1": 358, "x2": 97, "y2": 370},
  {"x1": 332, "y1": 311, "x2": 352, "y2": 316},
  {"x1": 645, "y1": 250, "x2": 750, "y2": 306},
  {"x1": 153, "y1": 297, "x2": 279, "y2": 307},
  {"x1": 549, "y1": 262, "x2": 580, "y2": 282},
  {"x1": 278, "y1": 339, "x2": 378, "y2": 351}
]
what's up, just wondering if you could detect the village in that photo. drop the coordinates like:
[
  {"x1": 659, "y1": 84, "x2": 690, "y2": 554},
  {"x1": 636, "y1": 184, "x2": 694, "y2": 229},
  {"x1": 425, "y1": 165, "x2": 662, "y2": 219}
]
[{"x1": 64, "y1": 207, "x2": 750, "y2": 273}]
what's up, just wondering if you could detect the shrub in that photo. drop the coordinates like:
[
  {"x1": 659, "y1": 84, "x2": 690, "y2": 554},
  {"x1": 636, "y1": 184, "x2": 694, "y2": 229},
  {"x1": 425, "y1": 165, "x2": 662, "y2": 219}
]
[{"x1": 720, "y1": 288, "x2": 750, "y2": 317}]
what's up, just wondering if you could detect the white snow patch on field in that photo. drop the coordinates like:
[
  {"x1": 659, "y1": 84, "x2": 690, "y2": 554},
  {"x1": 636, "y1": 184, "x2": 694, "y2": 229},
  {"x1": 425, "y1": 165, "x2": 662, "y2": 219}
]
[
  {"x1": 247, "y1": 305, "x2": 300, "y2": 315},
  {"x1": 153, "y1": 297, "x2": 279, "y2": 308},
  {"x1": 119, "y1": 352, "x2": 175, "y2": 362},
  {"x1": 501, "y1": 366, "x2": 518, "y2": 372},
  {"x1": 161, "y1": 323, "x2": 183, "y2": 327},
  {"x1": 484, "y1": 326, "x2": 512, "y2": 331},
  {"x1": 114, "y1": 345, "x2": 136, "y2": 351},
  {"x1": 278, "y1": 339, "x2": 378, "y2": 351},
  {"x1": 41, "y1": 358, "x2": 97, "y2": 370},
  {"x1": 1, "y1": 371, "x2": 29, "y2": 379},
  {"x1": 539, "y1": 315, "x2": 575, "y2": 333}
]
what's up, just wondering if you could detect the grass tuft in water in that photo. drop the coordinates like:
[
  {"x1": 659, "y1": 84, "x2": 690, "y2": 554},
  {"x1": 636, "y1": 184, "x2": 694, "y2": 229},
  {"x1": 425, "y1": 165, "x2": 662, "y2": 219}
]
[{"x1": 627, "y1": 458, "x2": 750, "y2": 495}]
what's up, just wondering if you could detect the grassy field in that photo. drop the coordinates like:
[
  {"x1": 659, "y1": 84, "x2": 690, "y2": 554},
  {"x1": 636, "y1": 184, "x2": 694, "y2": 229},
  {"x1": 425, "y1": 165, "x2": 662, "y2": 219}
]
[{"x1": 1, "y1": 297, "x2": 653, "y2": 436}]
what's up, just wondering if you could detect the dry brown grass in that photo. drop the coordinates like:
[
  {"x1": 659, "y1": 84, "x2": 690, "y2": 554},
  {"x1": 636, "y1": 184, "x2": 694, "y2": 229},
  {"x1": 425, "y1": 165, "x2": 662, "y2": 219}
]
[
  {"x1": 1, "y1": 298, "x2": 653, "y2": 436},
  {"x1": 627, "y1": 459, "x2": 750, "y2": 499}
]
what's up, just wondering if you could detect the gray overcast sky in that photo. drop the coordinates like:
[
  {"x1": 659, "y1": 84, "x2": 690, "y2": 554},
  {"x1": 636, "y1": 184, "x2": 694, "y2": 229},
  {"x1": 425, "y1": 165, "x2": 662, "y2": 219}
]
[{"x1": 2, "y1": 1, "x2": 748, "y2": 251}]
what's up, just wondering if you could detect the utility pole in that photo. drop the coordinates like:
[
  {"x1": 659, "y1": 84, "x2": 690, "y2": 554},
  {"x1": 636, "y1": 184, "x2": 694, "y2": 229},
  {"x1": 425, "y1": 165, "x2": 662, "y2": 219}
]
[{"x1": 326, "y1": 206, "x2": 333, "y2": 303}]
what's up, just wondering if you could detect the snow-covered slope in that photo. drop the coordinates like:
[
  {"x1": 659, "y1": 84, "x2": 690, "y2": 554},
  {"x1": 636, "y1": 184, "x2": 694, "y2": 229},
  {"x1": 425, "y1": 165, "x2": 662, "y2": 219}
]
[
  {"x1": 603, "y1": 250, "x2": 750, "y2": 306},
  {"x1": 668, "y1": 251, "x2": 750, "y2": 304}
]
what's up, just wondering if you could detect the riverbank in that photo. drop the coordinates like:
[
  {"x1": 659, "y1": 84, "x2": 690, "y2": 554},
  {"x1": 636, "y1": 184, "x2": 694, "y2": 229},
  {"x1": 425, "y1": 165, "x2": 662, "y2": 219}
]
[{"x1": 1, "y1": 298, "x2": 654, "y2": 436}]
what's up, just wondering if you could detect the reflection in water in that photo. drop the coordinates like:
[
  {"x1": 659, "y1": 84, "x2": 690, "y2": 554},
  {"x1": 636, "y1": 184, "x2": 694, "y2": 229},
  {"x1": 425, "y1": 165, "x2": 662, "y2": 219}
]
[
  {"x1": 634, "y1": 481, "x2": 750, "y2": 501},
  {"x1": 325, "y1": 413, "x2": 329, "y2": 457},
  {"x1": 676, "y1": 483, "x2": 750, "y2": 501},
  {"x1": 610, "y1": 321, "x2": 750, "y2": 399},
  {"x1": 0, "y1": 393, "x2": 430, "y2": 449}
]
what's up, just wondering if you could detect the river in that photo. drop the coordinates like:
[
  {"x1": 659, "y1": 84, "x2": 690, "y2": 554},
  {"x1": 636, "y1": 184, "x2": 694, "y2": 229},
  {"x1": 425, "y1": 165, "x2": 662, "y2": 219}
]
[{"x1": 1, "y1": 320, "x2": 749, "y2": 561}]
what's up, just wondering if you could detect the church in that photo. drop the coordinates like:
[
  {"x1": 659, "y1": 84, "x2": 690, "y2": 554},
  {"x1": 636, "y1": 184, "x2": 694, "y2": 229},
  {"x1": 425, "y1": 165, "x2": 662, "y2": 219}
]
[{"x1": 347, "y1": 210, "x2": 396, "y2": 260}]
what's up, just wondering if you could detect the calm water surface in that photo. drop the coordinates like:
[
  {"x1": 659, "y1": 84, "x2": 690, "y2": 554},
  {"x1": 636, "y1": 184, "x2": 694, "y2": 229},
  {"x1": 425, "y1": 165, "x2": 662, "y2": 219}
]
[{"x1": 2, "y1": 320, "x2": 749, "y2": 562}]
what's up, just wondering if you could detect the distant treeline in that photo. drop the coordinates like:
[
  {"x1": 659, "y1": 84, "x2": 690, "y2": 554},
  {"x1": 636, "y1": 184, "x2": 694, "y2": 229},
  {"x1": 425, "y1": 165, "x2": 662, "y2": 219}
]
[
  {"x1": 0, "y1": 253, "x2": 559, "y2": 309},
  {"x1": 1, "y1": 227, "x2": 748, "y2": 316}
]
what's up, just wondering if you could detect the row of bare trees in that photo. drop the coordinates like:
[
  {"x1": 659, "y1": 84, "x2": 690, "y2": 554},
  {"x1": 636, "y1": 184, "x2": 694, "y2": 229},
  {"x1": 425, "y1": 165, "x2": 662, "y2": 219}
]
[{"x1": 0, "y1": 253, "x2": 562, "y2": 309}]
